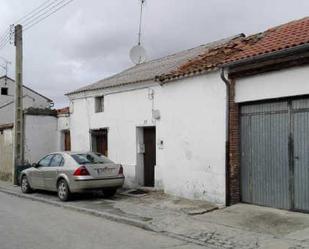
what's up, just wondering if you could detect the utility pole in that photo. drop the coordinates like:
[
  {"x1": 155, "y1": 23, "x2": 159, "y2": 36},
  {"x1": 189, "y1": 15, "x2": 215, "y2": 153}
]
[{"x1": 13, "y1": 24, "x2": 23, "y2": 185}]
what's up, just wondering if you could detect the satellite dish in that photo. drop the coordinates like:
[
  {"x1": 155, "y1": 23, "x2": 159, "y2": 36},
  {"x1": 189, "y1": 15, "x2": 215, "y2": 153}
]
[{"x1": 130, "y1": 45, "x2": 147, "y2": 65}]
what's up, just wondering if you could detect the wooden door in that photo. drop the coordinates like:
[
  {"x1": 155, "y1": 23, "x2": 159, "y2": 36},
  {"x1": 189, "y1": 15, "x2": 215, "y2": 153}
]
[
  {"x1": 143, "y1": 127, "x2": 156, "y2": 187},
  {"x1": 64, "y1": 130, "x2": 71, "y2": 151},
  {"x1": 96, "y1": 133, "x2": 108, "y2": 156}
]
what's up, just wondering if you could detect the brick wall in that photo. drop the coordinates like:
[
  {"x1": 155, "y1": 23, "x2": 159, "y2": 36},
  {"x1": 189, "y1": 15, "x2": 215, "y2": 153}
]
[{"x1": 228, "y1": 79, "x2": 241, "y2": 205}]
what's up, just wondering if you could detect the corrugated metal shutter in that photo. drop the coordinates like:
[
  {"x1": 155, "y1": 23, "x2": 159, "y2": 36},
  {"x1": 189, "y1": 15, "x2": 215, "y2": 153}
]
[
  {"x1": 241, "y1": 101, "x2": 290, "y2": 209},
  {"x1": 292, "y1": 99, "x2": 309, "y2": 211},
  {"x1": 241, "y1": 98, "x2": 309, "y2": 211}
]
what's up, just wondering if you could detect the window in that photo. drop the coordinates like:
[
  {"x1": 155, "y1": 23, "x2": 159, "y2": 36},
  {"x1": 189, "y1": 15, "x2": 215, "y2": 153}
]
[
  {"x1": 49, "y1": 154, "x2": 64, "y2": 167},
  {"x1": 95, "y1": 96, "x2": 104, "y2": 113},
  {"x1": 1, "y1": 87, "x2": 8, "y2": 95},
  {"x1": 38, "y1": 154, "x2": 54, "y2": 167},
  {"x1": 71, "y1": 153, "x2": 113, "y2": 165}
]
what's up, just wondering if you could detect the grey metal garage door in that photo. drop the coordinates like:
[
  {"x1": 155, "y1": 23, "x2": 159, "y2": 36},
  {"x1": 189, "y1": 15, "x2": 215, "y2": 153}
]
[{"x1": 241, "y1": 98, "x2": 309, "y2": 212}]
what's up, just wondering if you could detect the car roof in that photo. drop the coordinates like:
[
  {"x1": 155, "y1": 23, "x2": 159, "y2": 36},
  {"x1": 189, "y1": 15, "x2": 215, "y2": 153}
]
[{"x1": 49, "y1": 151, "x2": 98, "y2": 156}]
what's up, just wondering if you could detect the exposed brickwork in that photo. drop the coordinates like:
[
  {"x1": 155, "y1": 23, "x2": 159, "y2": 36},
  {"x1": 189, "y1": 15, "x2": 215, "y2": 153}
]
[{"x1": 228, "y1": 79, "x2": 241, "y2": 205}]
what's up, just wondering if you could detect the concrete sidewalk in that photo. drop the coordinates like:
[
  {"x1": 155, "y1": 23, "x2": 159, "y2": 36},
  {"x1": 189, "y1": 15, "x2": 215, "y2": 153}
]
[{"x1": 0, "y1": 181, "x2": 309, "y2": 249}]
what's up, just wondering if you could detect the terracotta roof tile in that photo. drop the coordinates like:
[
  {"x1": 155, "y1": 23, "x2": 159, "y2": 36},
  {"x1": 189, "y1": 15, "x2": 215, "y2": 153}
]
[
  {"x1": 225, "y1": 16, "x2": 309, "y2": 63},
  {"x1": 158, "y1": 16, "x2": 309, "y2": 82},
  {"x1": 57, "y1": 107, "x2": 70, "y2": 115}
]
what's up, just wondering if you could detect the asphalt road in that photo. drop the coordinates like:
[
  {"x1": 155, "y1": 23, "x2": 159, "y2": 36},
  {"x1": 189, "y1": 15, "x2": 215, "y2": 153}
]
[{"x1": 0, "y1": 192, "x2": 205, "y2": 249}]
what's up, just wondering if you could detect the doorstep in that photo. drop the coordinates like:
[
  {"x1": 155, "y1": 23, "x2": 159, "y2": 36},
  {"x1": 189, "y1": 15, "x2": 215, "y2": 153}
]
[{"x1": 118, "y1": 188, "x2": 218, "y2": 215}]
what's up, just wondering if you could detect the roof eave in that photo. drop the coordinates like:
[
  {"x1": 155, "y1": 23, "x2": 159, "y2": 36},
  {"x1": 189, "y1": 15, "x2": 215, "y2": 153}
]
[
  {"x1": 157, "y1": 67, "x2": 219, "y2": 85},
  {"x1": 221, "y1": 43, "x2": 309, "y2": 70},
  {"x1": 65, "y1": 77, "x2": 155, "y2": 96}
]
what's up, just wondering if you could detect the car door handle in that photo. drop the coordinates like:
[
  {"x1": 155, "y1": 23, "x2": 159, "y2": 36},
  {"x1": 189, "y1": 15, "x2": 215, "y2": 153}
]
[{"x1": 294, "y1": 156, "x2": 299, "y2": 160}]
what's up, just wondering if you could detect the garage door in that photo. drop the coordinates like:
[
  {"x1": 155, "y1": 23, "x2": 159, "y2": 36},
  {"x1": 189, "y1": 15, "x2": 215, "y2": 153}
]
[{"x1": 241, "y1": 98, "x2": 309, "y2": 212}]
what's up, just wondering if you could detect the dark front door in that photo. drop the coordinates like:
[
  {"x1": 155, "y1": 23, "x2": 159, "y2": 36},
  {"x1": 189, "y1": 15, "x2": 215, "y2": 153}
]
[
  {"x1": 143, "y1": 127, "x2": 156, "y2": 187},
  {"x1": 96, "y1": 134, "x2": 108, "y2": 156},
  {"x1": 64, "y1": 130, "x2": 71, "y2": 151}
]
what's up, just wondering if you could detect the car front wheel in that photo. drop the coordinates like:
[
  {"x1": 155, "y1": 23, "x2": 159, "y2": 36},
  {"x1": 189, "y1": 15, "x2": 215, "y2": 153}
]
[
  {"x1": 21, "y1": 175, "x2": 32, "y2": 193},
  {"x1": 57, "y1": 179, "x2": 70, "y2": 201}
]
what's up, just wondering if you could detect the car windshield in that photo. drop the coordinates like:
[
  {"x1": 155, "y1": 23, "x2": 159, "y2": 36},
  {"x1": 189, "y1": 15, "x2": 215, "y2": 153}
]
[{"x1": 71, "y1": 153, "x2": 113, "y2": 165}]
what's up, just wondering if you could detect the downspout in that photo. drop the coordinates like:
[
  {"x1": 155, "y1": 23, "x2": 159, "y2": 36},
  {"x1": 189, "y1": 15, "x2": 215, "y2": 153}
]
[{"x1": 220, "y1": 67, "x2": 230, "y2": 206}]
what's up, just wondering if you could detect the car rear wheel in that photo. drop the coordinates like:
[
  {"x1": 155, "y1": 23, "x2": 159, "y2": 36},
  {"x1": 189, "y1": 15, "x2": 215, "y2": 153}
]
[
  {"x1": 102, "y1": 188, "x2": 117, "y2": 198},
  {"x1": 57, "y1": 179, "x2": 70, "y2": 201},
  {"x1": 21, "y1": 175, "x2": 32, "y2": 193}
]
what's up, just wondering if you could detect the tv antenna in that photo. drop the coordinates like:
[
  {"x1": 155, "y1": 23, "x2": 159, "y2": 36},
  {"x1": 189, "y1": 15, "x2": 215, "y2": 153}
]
[
  {"x1": 0, "y1": 56, "x2": 11, "y2": 85},
  {"x1": 130, "y1": 0, "x2": 147, "y2": 65}
]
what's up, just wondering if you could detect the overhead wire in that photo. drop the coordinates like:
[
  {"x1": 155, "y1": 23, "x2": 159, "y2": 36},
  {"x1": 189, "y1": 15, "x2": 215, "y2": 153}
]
[
  {"x1": 21, "y1": 0, "x2": 66, "y2": 27},
  {"x1": 14, "y1": 0, "x2": 55, "y2": 24},
  {"x1": 0, "y1": 28, "x2": 10, "y2": 47},
  {"x1": 23, "y1": 0, "x2": 75, "y2": 31},
  {"x1": 0, "y1": 34, "x2": 10, "y2": 50},
  {"x1": 0, "y1": 0, "x2": 75, "y2": 50}
]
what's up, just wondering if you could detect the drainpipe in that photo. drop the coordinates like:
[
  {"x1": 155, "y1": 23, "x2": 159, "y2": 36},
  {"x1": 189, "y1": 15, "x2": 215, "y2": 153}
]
[{"x1": 220, "y1": 67, "x2": 230, "y2": 206}]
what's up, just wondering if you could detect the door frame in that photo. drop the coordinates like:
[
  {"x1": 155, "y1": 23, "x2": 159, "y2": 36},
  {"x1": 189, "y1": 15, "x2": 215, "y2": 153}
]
[
  {"x1": 136, "y1": 126, "x2": 156, "y2": 187},
  {"x1": 61, "y1": 129, "x2": 71, "y2": 151}
]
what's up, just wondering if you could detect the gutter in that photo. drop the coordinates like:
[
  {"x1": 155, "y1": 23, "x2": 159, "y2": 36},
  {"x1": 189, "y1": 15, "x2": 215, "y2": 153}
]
[
  {"x1": 220, "y1": 68, "x2": 230, "y2": 206},
  {"x1": 0, "y1": 123, "x2": 14, "y2": 131}
]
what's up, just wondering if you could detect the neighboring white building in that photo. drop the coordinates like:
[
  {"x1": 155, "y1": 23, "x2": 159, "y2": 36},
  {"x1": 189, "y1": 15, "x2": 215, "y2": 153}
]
[
  {"x1": 66, "y1": 36, "x2": 239, "y2": 205},
  {"x1": 0, "y1": 76, "x2": 53, "y2": 125},
  {"x1": 0, "y1": 76, "x2": 70, "y2": 181}
]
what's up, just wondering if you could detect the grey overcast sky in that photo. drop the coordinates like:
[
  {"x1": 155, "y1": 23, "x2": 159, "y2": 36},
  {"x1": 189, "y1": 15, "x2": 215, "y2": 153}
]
[{"x1": 0, "y1": 0, "x2": 308, "y2": 108}]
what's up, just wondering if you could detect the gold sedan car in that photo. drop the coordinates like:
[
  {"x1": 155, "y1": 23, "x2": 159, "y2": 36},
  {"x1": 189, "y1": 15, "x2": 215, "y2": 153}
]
[{"x1": 20, "y1": 152, "x2": 125, "y2": 201}]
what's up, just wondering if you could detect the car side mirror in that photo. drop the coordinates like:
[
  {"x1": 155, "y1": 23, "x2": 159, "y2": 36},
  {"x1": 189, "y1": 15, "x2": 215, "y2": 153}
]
[{"x1": 32, "y1": 163, "x2": 39, "y2": 168}]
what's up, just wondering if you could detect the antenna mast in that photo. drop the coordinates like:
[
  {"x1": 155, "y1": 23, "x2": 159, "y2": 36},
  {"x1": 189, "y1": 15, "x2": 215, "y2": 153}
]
[
  {"x1": 0, "y1": 56, "x2": 11, "y2": 85},
  {"x1": 138, "y1": 0, "x2": 145, "y2": 46},
  {"x1": 129, "y1": 0, "x2": 147, "y2": 65}
]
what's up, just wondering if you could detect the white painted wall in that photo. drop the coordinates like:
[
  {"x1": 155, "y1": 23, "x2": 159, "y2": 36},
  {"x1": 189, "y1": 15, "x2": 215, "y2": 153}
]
[
  {"x1": 69, "y1": 72, "x2": 227, "y2": 205},
  {"x1": 0, "y1": 77, "x2": 52, "y2": 125},
  {"x1": 0, "y1": 127, "x2": 13, "y2": 179},
  {"x1": 235, "y1": 65, "x2": 309, "y2": 103},
  {"x1": 24, "y1": 115, "x2": 58, "y2": 163},
  {"x1": 159, "y1": 74, "x2": 226, "y2": 204}
]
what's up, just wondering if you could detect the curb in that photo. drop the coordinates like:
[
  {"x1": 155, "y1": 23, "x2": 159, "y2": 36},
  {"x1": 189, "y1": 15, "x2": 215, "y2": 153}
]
[
  {"x1": 0, "y1": 187, "x2": 213, "y2": 248},
  {"x1": 0, "y1": 187, "x2": 151, "y2": 231}
]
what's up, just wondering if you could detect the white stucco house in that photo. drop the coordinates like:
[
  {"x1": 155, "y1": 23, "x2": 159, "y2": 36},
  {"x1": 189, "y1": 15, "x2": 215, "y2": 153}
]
[
  {"x1": 66, "y1": 35, "x2": 242, "y2": 206},
  {"x1": 67, "y1": 16, "x2": 309, "y2": 211}
]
